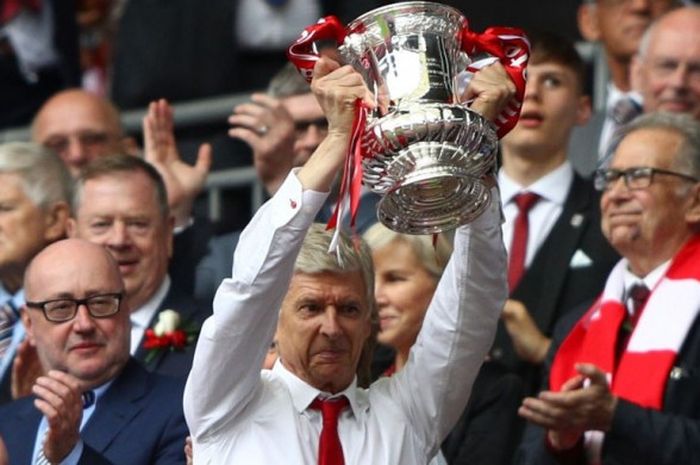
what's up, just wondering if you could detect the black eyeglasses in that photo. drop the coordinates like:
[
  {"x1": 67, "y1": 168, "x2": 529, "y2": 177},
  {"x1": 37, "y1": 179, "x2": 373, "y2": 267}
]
[
  {"x1": 594, "y1": 167, "x2": 699, "y2": 191},
  {"x1": 25, "y1": 293, "x2": 123, "y2": 323}
]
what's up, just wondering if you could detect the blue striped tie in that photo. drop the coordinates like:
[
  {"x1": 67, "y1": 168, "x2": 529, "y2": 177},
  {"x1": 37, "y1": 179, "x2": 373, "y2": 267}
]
[{"x1": 0, "y1": 302, "x2": 18, "y2": 361}]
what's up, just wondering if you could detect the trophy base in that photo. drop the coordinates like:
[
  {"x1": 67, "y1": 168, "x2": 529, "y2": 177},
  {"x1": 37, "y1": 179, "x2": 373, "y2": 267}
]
[{"x1": 376, "y1": 142, "x2": 491, "y2": 234}]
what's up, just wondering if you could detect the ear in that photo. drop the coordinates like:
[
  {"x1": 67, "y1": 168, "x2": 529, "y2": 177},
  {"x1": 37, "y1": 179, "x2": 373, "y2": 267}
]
[
  {"x1": 685, "y1": 183, "x2": 700, "y2": 224},
  {"x1": 630, "y1": 54, "x2": 643, "y2": 93},
  {"x1": 578, "y1": 4, "x2": 601, "y2": 42},
  {"x1": 575, "y1": 95, "x2": 593, "y2": 126},
  {"x1": 66, "y1": 217, "x2": 78, "y2": 237},
  {"x1": 43, "y1": 202, "x2": 70, "y2": 243},
  {"x1": 20, "y1": 308, "x2": 36, "y2": 347}
]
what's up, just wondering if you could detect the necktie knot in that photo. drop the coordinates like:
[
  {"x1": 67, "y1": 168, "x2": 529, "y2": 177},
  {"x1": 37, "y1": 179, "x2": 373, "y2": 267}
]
[
  {"x1": 627, "y1": 284, "x2": 650, "y2": 316},
  {"x1": 514, "y1": 192, "x2": 540, "y2": 213},
  {"x1": 611, "y1": 97, "x2": 642, "y2": 126},
  {"x1": 311, "y1": 396, "x2": 349, "y2": 425},
  {"x1": 82, "y1": 390, "x2": 96, "y2": 409}
]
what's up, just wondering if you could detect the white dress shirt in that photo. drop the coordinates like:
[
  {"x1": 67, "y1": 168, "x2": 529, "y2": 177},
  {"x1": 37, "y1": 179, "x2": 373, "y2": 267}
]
[
  {"x1": 184, "y1": 171, "x2": 508, "y2": 465},
  {"x1": 598, "y1": 85, "x2": 643, "y2": 160},
  {"x1": 129, "y1": 276, "x2": 170, "y2": 355},
  {"x1": 500, "y1": 162, "x2": 573, "y2": 269}
]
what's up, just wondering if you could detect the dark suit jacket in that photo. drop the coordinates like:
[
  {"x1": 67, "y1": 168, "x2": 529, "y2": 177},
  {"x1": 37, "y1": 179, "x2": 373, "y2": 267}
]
[
  {"x1": 516, "y1": 296, "x2": 700, "y2": 465},
  {"x1": 489, "y1": 174, "x2": 619, "y2": 388},
  {"x1": 568, "y1": 112, "x2": 605, "y2": 178},
  {"x1": 0, "y1": 359, "x2": 188, "y2": 465},
  {"x1": 0, "y1": 0, "x2": 80, "y2": 128},
  {"x1": 132, "y1": 283, "x2": 210, "y2": 379}
]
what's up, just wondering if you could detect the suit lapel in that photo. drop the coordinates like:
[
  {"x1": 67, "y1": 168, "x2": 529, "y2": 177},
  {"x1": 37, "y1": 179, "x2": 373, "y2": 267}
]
[
  {"x1": 8, "y1": 398, "x2": 42, "y2": 463},
  {"x1": 81, "y1": 359, "x2": 149, "y2": 454},
  {"x1": 512, "y1": 174, "x2": 593, "y2": 333}
]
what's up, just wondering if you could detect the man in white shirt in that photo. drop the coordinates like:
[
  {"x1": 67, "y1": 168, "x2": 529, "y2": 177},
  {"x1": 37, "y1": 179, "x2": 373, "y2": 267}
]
[{"x1": 184, "y1": 57, "x2": 513, "y2": 464}]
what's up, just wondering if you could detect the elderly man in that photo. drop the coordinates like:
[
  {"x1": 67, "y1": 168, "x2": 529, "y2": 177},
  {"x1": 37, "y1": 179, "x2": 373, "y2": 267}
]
[
  {"x1": 68, "y1": 155, "x2": 207, "y2": 378},
  {"x1": 517, "y1": 112, "x2": 700, "y2": 464},
  {"x1": 569, "y1": 0, "x2": 680, "y2": 175},
  {"x1": 0, "y1": 239, "x2": 188, "y2": 464},
  {"x1": 184, "y1": 54, "x2": 512, "y2": 463},
  {"x1": 631, "y1": 6, "x2": 700, "y2": 121},
  {"x1": 0, "y1": 143, "x2": 72, "y2": 404}
]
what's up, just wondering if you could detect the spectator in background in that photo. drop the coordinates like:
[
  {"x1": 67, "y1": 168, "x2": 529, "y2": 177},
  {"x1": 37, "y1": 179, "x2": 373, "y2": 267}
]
[
  {"x1": 68, "y1": 155, "x2": 209, "y2": 378},
  {"x1": 0, "y1": 0, "x2": 80, "y2": 129},
  {"x1": 517, "y1": 112, "x2": 700, "y2": 465},
  {"x1": 0, "y1": 239, "x2": 188, "y2": 464},
  {"x1": 0, "y1": 143, "x2": 72, "y2": 404},
  {"x1": 631, "y1": 5, "x2": 700, "y2": 121},
  {"x1": 569, "y1": 0, "x2": 680, "y2": 175}
]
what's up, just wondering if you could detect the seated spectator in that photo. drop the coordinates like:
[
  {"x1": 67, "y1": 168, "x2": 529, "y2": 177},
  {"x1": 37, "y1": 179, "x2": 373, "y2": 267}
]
[
  {"x1": 183, "y1": 56, "x2": 512, "y2": 464},
  {"x1": 517, "y1": 112, "x2": 700, "y2": 464},
  {"x1": 0, "y1": 143, "x2": 72, "y2": 404},
  {"x1": 68, "y1": 154, "x2": 209, "y2": 378},
  {"x1": 0, "y1": 239, "x2": 188, "y2": 464}
]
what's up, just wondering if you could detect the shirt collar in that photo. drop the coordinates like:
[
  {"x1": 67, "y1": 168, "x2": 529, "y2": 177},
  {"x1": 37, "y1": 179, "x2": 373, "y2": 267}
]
[
  {"x1": 0, "y1": 283, "x2": 24, "y2": 311},
  {"x1": 129, "y1": 276, "x2": 170, "y2": 330},
  {"x1": 622, "y1": 260, "x2": 670, "y2": 293},
  {"x1": 606, "y1": 84, "x2": 643, "y2": 115},
  {"x1": 271, "y1": 359, "x2": 368, "y2": 420},
  {"x1": 499, "y1": 161, "x2": 573, "y2": 206}
]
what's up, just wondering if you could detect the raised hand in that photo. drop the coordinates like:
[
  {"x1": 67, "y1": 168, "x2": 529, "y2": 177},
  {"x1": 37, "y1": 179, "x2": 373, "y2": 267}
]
[
  {"x1": 142, "y1": 99, "x2": 212, "y2": 227},
  {"x1": 11, "y1": 338, "x2": 43, "y2": 399},
  {"x1": 463, "y1": 62, "x2": 517, "y2": 123},
  {"x1": 32, "y1": 370, "x2": 85, "y2": 463},
  {"x1": 228, "y1": 93, "x2": 296, "y2": 195}
]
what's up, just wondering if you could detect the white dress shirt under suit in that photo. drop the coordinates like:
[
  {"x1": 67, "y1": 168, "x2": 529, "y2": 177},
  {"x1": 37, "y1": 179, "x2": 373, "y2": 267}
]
[{"x1": 184, "y1": 171, "x2": 508, "y2": 465}]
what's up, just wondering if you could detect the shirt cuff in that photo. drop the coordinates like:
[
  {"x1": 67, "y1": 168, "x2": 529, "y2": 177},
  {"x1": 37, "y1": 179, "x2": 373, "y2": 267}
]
[
  {"x1": 267, "y1": 168, "x2": 328, "y2": 230},
  {"x1": 59, "y1": 439, "x2": 84, "y2": 465}
]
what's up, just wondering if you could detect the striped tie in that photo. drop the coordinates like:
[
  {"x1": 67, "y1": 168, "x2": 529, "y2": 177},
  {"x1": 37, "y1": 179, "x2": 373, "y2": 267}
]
[
  {"x1": 34, "y1": 391, "x2": 96, "y2": 464},
  {"x1": 0, "y1": 302, "x2": 18, "y2": 361}
]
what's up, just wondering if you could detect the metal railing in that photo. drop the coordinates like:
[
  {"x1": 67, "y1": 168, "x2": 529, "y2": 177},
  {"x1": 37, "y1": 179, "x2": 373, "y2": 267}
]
[{"x1": 0, "y1": 42, "x2": 608, "y2": 222}]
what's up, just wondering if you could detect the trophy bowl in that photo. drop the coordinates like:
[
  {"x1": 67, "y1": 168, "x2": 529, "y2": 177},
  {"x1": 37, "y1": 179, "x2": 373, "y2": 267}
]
[{"x1": 288, "y1": 1, "x2": 528, "y2": 234}]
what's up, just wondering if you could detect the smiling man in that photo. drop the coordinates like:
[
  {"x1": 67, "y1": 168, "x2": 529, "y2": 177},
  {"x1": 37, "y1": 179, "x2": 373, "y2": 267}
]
[
  {"x1": 518, "y1": 112, "x2": 700, "y2": 464},
  {"x1": 68, "y1": 155, "x2": 207, "y2": 378},
  {"x1": 0, "y1": 239, "x2": 188, "y2": 464}
]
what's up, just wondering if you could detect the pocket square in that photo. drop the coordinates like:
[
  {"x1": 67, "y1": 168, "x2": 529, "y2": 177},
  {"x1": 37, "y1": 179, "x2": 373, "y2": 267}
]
[{"x1": 569, "y1": 249, "x2": 593, "y2": 268}]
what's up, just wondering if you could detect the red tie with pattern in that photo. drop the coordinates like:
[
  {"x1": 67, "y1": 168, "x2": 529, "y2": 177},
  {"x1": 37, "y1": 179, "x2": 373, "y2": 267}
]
[
  {"x1": 311, "y1": 396, "x2": 349, "y2": 465},
  {"x1": 508, "y1": 192, "x2": 540, "y2": 291}
]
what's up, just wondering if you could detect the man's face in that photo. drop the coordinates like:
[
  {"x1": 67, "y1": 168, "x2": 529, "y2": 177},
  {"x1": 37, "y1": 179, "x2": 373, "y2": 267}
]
[
  {"x1": 634, "y1": 11, "x2": 700, "y2": 120},
  {"x1": 502, "y1": 60, "x2": 590, "y2": 159},
  {"x1": 283, "y1": 94, "x2": 328, "y2": 167},
  {"x1": 33, "y1": 92, "x2": 124, "y2": 176},
  {"x1": 69, "y1": 172, "x2": 173, "y2": 311},
  {"x1": 600, "y1": 127, "x2": 698, "y2": 274},
  {"x1": 584, "y1": 0, "x2": 677, "y2": 61},
  {"x1": 276, "y1": 271, "x2": 371, "y2": 393},
  {"x1": 0, "y1": 174, "x2": 65, "y2": 284},
  {"x1": 22, "y1": 241, "x2": 130, "y2": 388}
]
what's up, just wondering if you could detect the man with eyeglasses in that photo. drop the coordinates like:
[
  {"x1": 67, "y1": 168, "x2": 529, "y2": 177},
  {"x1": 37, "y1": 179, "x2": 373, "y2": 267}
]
[
  {"x1": 0, "y1": 239, "x2": 188, "y2": 464},
  {"x1": 517, "y1": 112, "x2": 700, "y2": 464},
  {"x1": 569, "y1": 0, "x2": 682, "y2": 176}
]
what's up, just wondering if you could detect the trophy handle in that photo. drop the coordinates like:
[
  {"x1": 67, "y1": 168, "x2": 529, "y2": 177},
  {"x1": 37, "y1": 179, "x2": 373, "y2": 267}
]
[
  {"x1": 287, "y1": 15, "x2": 347, "y2": 83},
  {"x1": 461, "y1": 27, "x2": 530, "y2": 138}
]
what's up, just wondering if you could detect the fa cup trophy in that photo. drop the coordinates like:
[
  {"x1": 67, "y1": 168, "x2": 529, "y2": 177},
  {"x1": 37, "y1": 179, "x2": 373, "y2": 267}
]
[{"x1": 288, "y1": 1, "x2": 529, "y2": 234}]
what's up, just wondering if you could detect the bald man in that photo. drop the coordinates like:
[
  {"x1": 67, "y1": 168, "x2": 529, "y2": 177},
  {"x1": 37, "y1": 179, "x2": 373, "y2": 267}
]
[{"x1": 0, "y1": 239, "x2": 188, "y2": 464}]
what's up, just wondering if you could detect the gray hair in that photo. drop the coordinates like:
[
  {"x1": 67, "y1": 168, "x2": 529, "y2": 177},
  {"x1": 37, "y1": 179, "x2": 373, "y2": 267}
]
[
  {"x1": 267, "y1": 62, "x2": 312, "y2": 98},
  {"x1": 621, "y1": 112, "x2": 700, "y2": 176},
  {"x1": 637, "y1": 5, "x2": 699, "y2": 60},
  {"x1": 0, "y1": 142, "x2": 73, "y2": 208},
  {"x1": 363, "y1": 223, "x2": 453, "y2": 279}
]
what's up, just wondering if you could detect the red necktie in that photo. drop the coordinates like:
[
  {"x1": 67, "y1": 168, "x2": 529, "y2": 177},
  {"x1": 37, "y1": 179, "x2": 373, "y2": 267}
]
[
  {"x1": 508, "y1": 192, "x2": 540, "y2": 291},
  {"x1": 1, "y1": 0, "x2": 41, "y2": 24},
  {"x1": 310, "y1": 396, "x2": 349, "y2": 465}
]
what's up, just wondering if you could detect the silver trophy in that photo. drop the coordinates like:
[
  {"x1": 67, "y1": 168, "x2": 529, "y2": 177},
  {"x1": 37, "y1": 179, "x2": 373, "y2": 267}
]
[{"x1": 289, "y1": 2, "x2": 528, "y2": 234}]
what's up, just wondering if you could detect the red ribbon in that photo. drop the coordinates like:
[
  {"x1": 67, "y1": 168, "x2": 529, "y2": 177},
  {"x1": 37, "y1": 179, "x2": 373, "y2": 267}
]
[
  {"x1": 287, "y1": 15, "x2": 346, "y2": 83},
  {"x1": 461, "y1": 27, "x2": 530, "y2": 138}
]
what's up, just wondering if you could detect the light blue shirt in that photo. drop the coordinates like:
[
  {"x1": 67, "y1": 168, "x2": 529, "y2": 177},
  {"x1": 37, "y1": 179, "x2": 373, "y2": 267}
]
[{"x1": 31, "y1": 381, "x2": 113, "y2": 465}]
